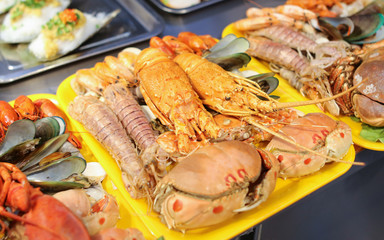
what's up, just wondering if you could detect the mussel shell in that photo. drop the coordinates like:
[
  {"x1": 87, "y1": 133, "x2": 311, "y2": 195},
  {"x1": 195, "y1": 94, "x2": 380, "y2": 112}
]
[
  {"x1": 34, "y1": 116, "x2": 66, "y2": 143},
  {"x1": 247, "y1": 73, "x2": 279, "y2": 94},
  {"x1": 206, "y1": 52, "x2": 251, "y2": 71},
  {"x1": 18, "y1": 133, "x2": 69, "y2": 170},
  {"x1": 345, "y1": 13, "x2": 384, "y2": 42},
  {"x1": 206, "y1": 33, "x2": 237, "y2": 53},
  {"x1": 0, "y1": 139, "x2": 40, "y2": 163},
  {"x1": 351, "y1": 25, "x2": 384, "y2": 44},
  {"x1": 315, "y1": 17, "x2": 354, "y2": 40},
  {"x1": 0, "y1": 119, "x2": 36, "y2": 156},
  {"x1": 204, "y1": 37, "x2": 250, "y2": 59},
  {"x1": 25, "y1": 155, "x2": 86, "y2": 181},
  {"x1": 29, "y1": 181, "x2": 85, "y2": 192}
]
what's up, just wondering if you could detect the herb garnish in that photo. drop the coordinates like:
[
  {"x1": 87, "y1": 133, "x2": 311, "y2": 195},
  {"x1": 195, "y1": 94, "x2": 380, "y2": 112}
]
[
  {"x1": 21, "y1": 0, "x2": 46, "y2": 9},
  {"x1": 43, "y1": 9, "x2": 80, "y2": 36}
]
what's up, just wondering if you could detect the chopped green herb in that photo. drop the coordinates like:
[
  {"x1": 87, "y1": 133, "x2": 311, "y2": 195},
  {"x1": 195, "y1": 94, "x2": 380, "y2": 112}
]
[
  {"x1": 21, "y1": 0, "x2": 46, "y2": 9},
  {"x1": 11, "y1": 7, "x2": 24, "y2": 19}
]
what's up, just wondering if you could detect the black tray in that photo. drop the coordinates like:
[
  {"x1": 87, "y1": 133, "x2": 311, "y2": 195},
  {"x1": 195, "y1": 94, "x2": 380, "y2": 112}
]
[
  {"x1": 149, "y1": 0, "x2": 226, "y2": 14},
  {"x1": 0, "y1": 0, "x2": 164, "y2": 84}
]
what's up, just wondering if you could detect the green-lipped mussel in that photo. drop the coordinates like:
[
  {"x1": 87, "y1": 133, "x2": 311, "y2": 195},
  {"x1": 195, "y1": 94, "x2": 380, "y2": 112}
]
[{"x1": 0, "y1": 117, "x2": 91, "y2": 192}]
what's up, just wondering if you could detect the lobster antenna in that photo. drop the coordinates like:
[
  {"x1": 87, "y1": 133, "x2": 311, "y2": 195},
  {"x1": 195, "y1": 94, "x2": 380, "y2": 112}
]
[{"x1": 275, "y1": 78, "x2": 365, "y2": 110}]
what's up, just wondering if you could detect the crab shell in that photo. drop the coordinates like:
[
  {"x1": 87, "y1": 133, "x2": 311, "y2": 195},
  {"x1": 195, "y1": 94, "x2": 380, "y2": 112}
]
[
  {"x1": 153, "y1": 140, "x2": 279, "y2": 231},
  {"x1": 266, "y1": 113, "x2": 352, "y2": 178},
  {"x1": 353, "y1": 46, "x2": 384, "y2": 127}
]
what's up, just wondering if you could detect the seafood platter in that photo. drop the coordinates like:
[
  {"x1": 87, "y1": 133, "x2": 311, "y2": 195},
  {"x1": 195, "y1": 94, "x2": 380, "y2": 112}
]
[
  {"x1": 1, "y1": 0, "x2": 384, "y2": 239},
  {"x1": 226, "y1": 0, "x2": 384, "y2": 151},
  {"x1": 0, "y1": 0, "x2": 164, "y2": 84},
  {"x1": 149, "y1": 0, "x2": 226, "y2": 14}
]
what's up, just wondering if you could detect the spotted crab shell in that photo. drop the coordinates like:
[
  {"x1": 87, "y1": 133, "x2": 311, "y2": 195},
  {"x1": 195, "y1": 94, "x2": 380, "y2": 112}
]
[
  {"x1": 154, "y1": 140, "x2": 279, "y2": 231},
  {"x1": 266, "y1": 113, "x2": 352, "y2": 178},
  {"x1": 353, "y1": 47, "x2": 384, "y2": 127}
]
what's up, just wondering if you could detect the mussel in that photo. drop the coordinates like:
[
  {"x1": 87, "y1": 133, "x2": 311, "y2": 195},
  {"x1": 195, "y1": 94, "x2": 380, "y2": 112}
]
[
  {"x1": 0, "y1": 117, "x2": 90, "y2": 191},
  {"x1": 204, "y1": 34, "x2": 251, "y2": 71},
  {"x1": 313, "y1": 1, "x2": 384, "y2": 44}
]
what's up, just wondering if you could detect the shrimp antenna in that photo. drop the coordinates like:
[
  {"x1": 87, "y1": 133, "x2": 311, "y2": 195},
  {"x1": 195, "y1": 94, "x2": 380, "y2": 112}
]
[{"x1": 246, "y1": 0, "x2": 264, "y2": 9}]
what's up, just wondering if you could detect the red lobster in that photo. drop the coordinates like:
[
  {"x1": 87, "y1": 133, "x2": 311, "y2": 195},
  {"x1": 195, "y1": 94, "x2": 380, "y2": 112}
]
[{"x1": 0, "y1": 162, "x2": 90, "y2": 239}]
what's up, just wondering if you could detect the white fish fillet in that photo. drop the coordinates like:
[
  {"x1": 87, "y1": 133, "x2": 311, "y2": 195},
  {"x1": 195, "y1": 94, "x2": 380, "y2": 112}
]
[
  {"x1": 29, "y1": 10, "x2": 118, "y2": 61},
  {"x1": 0, "y1": 0, "x2": 70, "y2": 43}
]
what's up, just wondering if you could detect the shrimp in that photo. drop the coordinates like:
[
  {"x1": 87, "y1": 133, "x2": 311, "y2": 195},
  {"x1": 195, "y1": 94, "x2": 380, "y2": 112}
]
[{"x1": 68, "y1": 95, "x2": 154, "y2": 199}]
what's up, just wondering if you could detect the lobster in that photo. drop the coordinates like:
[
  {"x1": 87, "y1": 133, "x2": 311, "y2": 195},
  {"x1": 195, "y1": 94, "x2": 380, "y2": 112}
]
[
  {"x1": 173, "y1": 52, "x2": 363, "y2": 161},
  {"x1": 0, "y1": 162, "x2": 90, "y2": 239},
  {"x1": 134, "y1": 48, "x2": 221, "y2": 154}
]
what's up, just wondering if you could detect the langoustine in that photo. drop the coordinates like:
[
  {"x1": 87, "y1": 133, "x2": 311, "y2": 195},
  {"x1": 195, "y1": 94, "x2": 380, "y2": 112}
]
[
  {"x1": 134, "y1": 48, "x2": 221, "y2": 154},
  {"x1": 173, "y1": 52, "x2": 361, "y2": 161},
  {"x1": 68, "y1": 95, "x2": 154, "y2": 199}
]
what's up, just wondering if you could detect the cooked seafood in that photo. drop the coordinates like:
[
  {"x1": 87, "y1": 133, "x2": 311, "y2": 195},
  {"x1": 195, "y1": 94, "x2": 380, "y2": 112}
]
[
  {"x1": 173, "y1": 51, "x2": 363, "y2": 161},
  {"x1": 266, "y1": 112, "x2": 353, "y2": 178},
  {"x1": 0, "y1": 0, "x2": 70, "y2": 43},
  {"x1": 103, "y1": 83, "x2": 170, "y2": 175},
  {"x1": 0, "y1": 162, "x2": 90, "y2": 239},
  {"x1": 134, "y1": 48, "x2": 221, "y2": 154},
  {"x1": 29, "y1": 8, "x2": 120, "y2": 61},
  {"x1": 246, "y1": 36, "x2": 341, "y2": 116},
  {"x1": 352, "y1": 46, "x2": 384, "y2": 126},
  {"x1": 71, "y1": 48, "x2": 140, "y2": 96},
  {"x1": 154, "y1": 141, "x2": 279, "y2": 231},
  {"x1": 68, "y1": 95, "x2": 154, "y2": 199}
]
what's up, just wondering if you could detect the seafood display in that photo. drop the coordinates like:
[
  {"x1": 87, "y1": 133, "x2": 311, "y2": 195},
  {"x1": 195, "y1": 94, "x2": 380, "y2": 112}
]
[
  {"x1": 229, "y1": 1, "x2": 384, "y2": 144},
  {"x1": 54, "y1": 34, "x2": 358, "y2": 238}
]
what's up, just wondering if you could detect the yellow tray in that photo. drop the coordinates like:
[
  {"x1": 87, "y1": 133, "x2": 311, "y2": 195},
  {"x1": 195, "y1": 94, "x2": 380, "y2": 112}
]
[
  {"x1": 56, "y1": 62, "x2": 356, "y2": 239},
  {"x1": 8, "y1": 94, "x2": 153, "y2": 239},
  {"x1": 222, "y1": 23, "x2": 384, "y2": 151}
]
